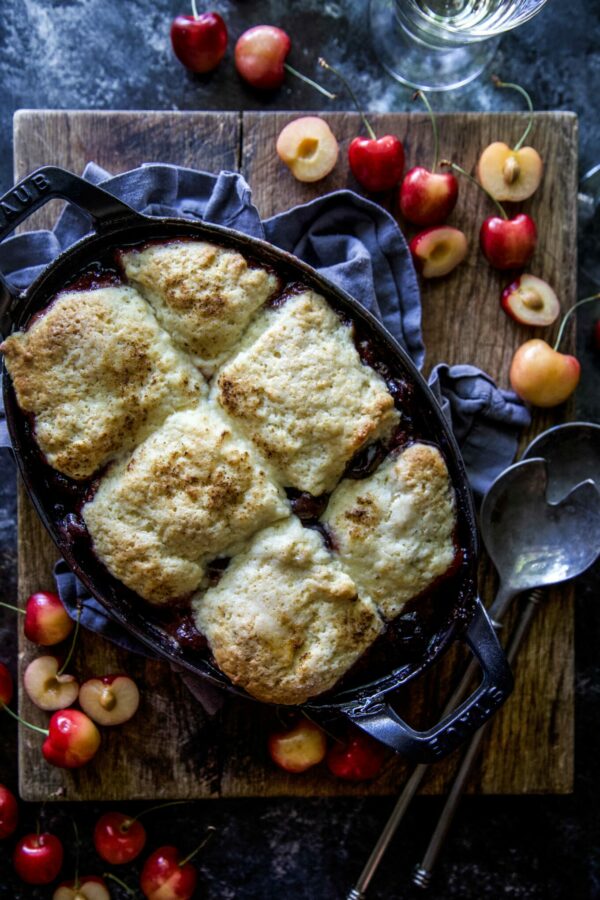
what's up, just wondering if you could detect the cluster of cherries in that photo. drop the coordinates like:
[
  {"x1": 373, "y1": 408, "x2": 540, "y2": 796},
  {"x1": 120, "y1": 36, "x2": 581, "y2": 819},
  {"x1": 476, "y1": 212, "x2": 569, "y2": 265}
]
[
  {"x1": 0, "y1": 787, "x2": 214, "y2": 898},
  {"x1": 267, "y1": 716, "x2": 387, "y2": 782},
  {"x1": 274, "y1": 67, "x2": 598, "y2": 411},
  {"x1": 0, "y1": 590, "x2": 210, "y2": 898},
  {"x1": 170, "y1": 4, "x2": 335, "y2": 100},
  {"x1": 0, "y1": 591, "x2": 140, "y2": 771}
]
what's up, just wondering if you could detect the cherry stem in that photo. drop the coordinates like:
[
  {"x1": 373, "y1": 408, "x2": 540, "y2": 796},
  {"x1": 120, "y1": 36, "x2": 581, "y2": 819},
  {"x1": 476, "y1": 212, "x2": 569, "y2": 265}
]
[
  {"x1": 1, "y1": 701, "x2": 49, "y2": 735},
  {"x1": 414, "y1": 90, "x2": 439, "y2": 173},
  {"x1": 72, "y1": 819, "x2": 80, "y2": 890},
  {"x1": 0, "y1": 601, "x2": 24, "y2": 615},
  {"x1": 441, "y1": 159, "x2": 508, "y2": 220},
  {"x1": 57, "y1": 601, "x2": 81, "y2": 677},
  {"x1": 103, "y1": 872, "x2": 136, "y2": 896},
  {"x1": 553, "y1": 292, "x2": 600, "y2": 351},
  {"x1": 283, "y1": 63, "x2": 337, "y2": 100},
  {"x1": 301, "y1": 710, "x2": 342, "y2": 745},
  {"x1": 35, "y1": 787, "x2": 64, "y2": 844},
  {"x1": 319, "y1": 57, "x2": 376, "y2": 140},
  {"x1": 178, "y1": 826, "x2": 217, "y2": 868},
  {"x1": 492, "y1": 75, "x2": 534, "y2": 151},
  {"x1": 123, "y1": 799, "x2": 189, "y2": 830},
  {"x1": 190, "y1": 0, "x2": 199, "y2": 20}
]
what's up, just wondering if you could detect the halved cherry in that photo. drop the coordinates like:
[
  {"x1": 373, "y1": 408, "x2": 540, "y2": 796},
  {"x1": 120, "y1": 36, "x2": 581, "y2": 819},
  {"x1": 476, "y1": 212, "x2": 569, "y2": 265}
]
[
  {"x1": 268, "y1": 718, "x2": 327, "y2": 773},
  {"x1": 409, "y1": 226, "x2": 468, "y2": 278},
  {"x1": 501, "y1": 274, "x2": 560, "y2": 326},
  {"x1": 53, "y1": 876, "x2": 110, "y2": 900},
  {"x1": 477, "y1": 77, "x2": 543, "y2": 203},
  {"x1": 23, "y1": 656, "x2": 79, "y2": 711},
  {"x1": 276, "y1": 116, "x2": 339, "y2": 183},
  {"x1": 79, "y1": 675, "x2": 140, "y2": 726}
]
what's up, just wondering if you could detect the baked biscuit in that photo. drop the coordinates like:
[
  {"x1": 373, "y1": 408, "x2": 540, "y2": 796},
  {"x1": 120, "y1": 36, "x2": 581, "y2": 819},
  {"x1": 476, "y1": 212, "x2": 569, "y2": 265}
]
[
  {"x1": 83, "y1": 406, "x2": 289, "y2": 604},
  {"x1": 120, "y1": 240, "x2": 280, "y2": 370},
  {"x1": 193, "y1": 517, "x2": 383, "y2": 704},
  {"x1": 322, "y1": 443, "x2": 456, "y2": 620},
  {"x1": 214, "y1": 290, "x2": 400, "y2": 496},
  {"x1": 0, "y1": 286, "x2": 205, "y2": 480}
]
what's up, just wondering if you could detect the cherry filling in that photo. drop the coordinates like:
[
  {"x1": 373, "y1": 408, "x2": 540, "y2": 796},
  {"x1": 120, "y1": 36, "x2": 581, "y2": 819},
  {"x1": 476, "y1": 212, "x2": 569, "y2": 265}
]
[
  {"x1": 169, "y1": 615, "x2": 208, "y2": 653},
  {"x1": 285, "y1": 488, "x2": 329, "y2": 521},
  {"x1": 64, "y1": 263, "x2": 123, "y2": 293}
]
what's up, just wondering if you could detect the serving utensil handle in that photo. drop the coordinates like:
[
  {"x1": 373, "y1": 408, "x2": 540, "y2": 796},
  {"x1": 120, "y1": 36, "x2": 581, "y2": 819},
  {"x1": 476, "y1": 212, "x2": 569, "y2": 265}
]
[
  {"x1": 412, "y1": 588, "x2": 544, "y2": 889},
  {"x1": 343, "y1": 599, "x2": 513, "y2": 763},
  {"x1": 0, "y1": 166, "x2": 141, "y2": 334}
]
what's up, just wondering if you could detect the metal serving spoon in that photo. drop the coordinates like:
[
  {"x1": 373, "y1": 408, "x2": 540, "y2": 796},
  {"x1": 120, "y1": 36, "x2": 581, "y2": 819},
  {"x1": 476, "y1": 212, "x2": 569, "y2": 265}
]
[
  {"x1": 481, "y1": 456, "x2": 600, "y2": 626},
  {"x1": 411, "y1": 462, "x2": 600, "y2": 890},
  {"x1": 522, "y1": 421, "x2": 600, "y2": 504},
  {"x1": 347, "y1": 453, "x2": 600, "y2": 900}
]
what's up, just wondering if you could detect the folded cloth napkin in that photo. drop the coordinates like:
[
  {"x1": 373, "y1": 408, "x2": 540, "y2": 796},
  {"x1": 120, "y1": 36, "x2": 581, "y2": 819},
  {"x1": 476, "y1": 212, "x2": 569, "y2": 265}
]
[{"x1": 0, "y1": 162, "x2": 531, "y2": 711}]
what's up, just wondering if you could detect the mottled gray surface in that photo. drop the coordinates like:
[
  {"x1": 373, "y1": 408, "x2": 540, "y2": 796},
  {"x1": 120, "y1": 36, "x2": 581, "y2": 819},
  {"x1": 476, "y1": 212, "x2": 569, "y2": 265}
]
[{"x1": 1, "y1": 1, "x2": 600, "y2": 898}]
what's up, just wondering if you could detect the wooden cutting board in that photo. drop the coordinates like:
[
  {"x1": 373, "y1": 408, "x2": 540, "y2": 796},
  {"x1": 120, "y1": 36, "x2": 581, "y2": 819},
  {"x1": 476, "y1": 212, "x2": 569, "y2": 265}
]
[{"x1": 13, "y1": 109, "x2": 577, "y2": 800}]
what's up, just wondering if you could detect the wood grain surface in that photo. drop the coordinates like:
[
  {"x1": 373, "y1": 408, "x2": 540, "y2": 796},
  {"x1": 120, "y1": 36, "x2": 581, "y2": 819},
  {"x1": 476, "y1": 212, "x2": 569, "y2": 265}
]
[{"x1": 13, "y1": 109, "x2": 577, "y2": 800}]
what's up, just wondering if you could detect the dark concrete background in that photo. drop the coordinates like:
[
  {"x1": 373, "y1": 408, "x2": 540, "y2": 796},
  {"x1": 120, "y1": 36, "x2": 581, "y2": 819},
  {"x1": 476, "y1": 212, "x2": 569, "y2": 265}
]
[{"x1": 1, "y1": 1, "x2": 600, "y2": 897}]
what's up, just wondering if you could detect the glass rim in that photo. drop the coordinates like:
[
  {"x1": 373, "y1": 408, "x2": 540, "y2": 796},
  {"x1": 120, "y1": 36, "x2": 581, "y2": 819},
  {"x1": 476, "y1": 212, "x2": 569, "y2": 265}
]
[{"x1": 395, "y1": 0, "x2": 551, "y2": 41}]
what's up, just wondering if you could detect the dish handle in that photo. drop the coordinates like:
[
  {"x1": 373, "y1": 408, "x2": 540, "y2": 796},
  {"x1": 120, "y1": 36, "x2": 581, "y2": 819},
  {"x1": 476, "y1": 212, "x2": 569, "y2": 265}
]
[
  {"x1": 0, "y1": 165, "x2": 142, "y2": 334},
  {"x1": 342, "y1": 599, "x2": 513, "y2": 763}
]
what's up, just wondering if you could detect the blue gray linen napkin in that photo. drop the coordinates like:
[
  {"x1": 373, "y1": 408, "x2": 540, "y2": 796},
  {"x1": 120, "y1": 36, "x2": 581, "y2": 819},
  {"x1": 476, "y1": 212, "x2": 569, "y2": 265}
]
[{"x1": 0, "y1": 162, "x2": 530, "y2": 706}]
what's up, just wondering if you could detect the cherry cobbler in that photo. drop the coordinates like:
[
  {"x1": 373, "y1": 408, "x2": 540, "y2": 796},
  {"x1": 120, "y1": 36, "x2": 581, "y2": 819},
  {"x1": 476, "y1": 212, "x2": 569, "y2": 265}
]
[{"x1": 1, "y1": 238, "x2": 458, "y2": 704}]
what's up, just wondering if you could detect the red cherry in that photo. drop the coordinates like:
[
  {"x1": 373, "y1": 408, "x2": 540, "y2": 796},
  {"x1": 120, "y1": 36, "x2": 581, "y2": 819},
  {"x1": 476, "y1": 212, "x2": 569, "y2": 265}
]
[
  {"x1": 0, "y1": 784, "x2": 18, "y2": 839},
  {"x1": 234, "y1": 25, "x2": 291, "y2": 90},
  {"x1": 13, "y1": 831, "x2": 64, "y2": 884},
  {"x1": 317, "y1": 58, "x2": 403, "y2": 193},
  {"x1": 399, "y1": 166, "x2": 458, "y2": 226},
  {"x1": 140, "y1": 845, "x2": 197, "y2": 900},
  {"x1": 348, "y1": 134, "x2": 404, "y2": 194},
  {"x1": 24, "y1": 591, "x2": 74, "y2": 645},
  {"x1": 479, "y1": 213, "x2": 537, "y2": 270},
  {"x1": 94, "y1": 811, "x2": 147, "y2": 865},
  {"x1": 326, "y1": 728, "x2": 387, "y2": 781},
  {"x1": 42, "y1": 709, "x2": 101, "y2": 769},
  {"x1": 0, "y1": 661, "x2": 13, "y2": 705},
  {"x1": 170, "y1": 11, "x2": 227, "y2": 74},
  {"x1": 399, "y1": 91, "x2": 457, "y2": 224}
]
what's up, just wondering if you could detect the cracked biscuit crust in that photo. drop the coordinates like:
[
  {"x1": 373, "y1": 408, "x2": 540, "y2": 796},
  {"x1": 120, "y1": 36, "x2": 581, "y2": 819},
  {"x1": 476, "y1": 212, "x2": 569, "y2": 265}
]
[
  {"x1": 215, "y1": 290, "x2": 400, "y2": 496},
  {"x1": 83, "y1": 407, "x2": 289, "y2": 604},
  {"x1": 322, "y1": 443, "x2": 457, "y2": 620},
  {"x1": 0, "y1": 286, "x2": 205, "y2": 480},
  {"x1": 193, "y1": 517, "x2": 383, "y2": 704},
  {"x1": 120, "y1": 240, "x2": 280, "y2": 370}
]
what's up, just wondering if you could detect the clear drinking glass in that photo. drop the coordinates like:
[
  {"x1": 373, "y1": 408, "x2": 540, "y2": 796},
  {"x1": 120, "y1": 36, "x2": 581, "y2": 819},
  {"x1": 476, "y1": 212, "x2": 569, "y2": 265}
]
[{"x1": 369, "y1": 0, "x2": 551, "y2": 91}]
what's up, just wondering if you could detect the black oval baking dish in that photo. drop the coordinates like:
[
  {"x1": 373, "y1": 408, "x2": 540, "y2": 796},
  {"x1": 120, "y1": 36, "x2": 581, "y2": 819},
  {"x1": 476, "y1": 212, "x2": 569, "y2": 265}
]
[{"x1": 0, "y1": 166, "x2": 512, "y2": 763}]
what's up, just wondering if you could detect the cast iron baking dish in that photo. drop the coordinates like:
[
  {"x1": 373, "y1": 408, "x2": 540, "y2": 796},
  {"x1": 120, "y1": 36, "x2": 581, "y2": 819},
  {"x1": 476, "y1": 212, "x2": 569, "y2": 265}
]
[{"x1": 0, "y1": 167, "x2": 513, "y2": 763}]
